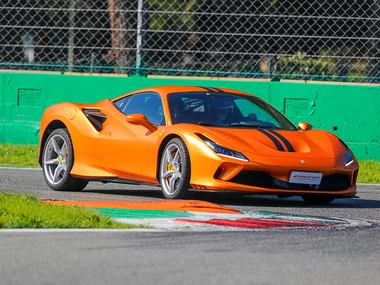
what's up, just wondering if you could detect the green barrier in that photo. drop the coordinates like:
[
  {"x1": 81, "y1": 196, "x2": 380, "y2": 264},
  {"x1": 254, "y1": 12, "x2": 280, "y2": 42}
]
[{"x1": 0, "y1": 71, "x2": 379, "y2": 160}]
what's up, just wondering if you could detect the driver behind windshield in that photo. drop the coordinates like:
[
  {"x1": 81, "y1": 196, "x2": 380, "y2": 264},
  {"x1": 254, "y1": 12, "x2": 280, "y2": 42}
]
[
  {"x1": 167, "y1": 92, "x2": 295, "y2": 130},
  {"x1": 210, "y1": 99, "x2": 234, "y2": 124}
]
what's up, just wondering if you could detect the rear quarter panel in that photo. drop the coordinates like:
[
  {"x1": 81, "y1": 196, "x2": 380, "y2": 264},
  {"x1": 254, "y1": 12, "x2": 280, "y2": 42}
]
[{"x1": 39, "y1": 102, "x2": 102, "y2": 163}]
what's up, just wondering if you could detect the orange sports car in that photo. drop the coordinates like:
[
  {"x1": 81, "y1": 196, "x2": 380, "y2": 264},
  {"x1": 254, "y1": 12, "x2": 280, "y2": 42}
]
[{"x1": 39, "y1": 86, "x2": 358, "y2": 204}]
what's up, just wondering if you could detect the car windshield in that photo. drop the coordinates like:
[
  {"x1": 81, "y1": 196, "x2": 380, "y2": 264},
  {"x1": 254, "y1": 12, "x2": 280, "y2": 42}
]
[{"x1": 168, "y1": 92, "x2": 296, "y2": 130}]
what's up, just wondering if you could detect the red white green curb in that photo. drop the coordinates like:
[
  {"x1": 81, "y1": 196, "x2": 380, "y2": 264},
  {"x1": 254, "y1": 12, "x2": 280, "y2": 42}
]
[{"x1": 42, "y1": 199, "x2": 376, "y2": 231}]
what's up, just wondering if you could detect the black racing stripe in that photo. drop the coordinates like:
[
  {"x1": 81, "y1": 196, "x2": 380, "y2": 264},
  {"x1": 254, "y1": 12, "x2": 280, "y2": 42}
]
[
  {"x1": 208, "y1": 87, "x2": 224, "y2": 93},
  {"x1": 196, "y1": 86, "x2": 215, "y2": 93},
  {"x1": 196, "y1": 86, "x2": 225, "y2": 93},
  {"x1": 258, "y1": 130, "x2": 285, "y2": 151},
  {"x1": 267, "y1": 130, "x2": 295, "y2": 152}
]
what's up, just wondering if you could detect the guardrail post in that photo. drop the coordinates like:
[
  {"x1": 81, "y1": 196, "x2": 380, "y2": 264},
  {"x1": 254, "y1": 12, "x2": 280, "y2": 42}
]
[
  {"x1": 136, "y1": 0, "x2": 147, "y2": 76},
  {"x1": 68, "y1": 0, "x2": 75, "y2": 72}
]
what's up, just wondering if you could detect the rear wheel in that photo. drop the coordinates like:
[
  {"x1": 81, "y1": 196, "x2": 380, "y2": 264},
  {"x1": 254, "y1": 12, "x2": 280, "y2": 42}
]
[
  {"x1": 42, "y1": 128, "x2": 88, "y2": 191},
  {"x1": 159, "y1": 138, "x2": 190, "y2": 199},
  {"x1": 301, "y1": 195, "x2": 335, "y2": 205}
]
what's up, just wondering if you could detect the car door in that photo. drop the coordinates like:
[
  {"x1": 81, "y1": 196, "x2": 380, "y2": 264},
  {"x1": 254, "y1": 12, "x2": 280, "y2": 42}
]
[{"x1": 100, "y1": 92, "x2": 165, "y2": 182}]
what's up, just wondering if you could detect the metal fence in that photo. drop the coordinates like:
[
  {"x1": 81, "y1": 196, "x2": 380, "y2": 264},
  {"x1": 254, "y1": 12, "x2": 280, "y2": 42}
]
[{"x1": 1, "y1": 0, "x2": 380, "y2": 82}]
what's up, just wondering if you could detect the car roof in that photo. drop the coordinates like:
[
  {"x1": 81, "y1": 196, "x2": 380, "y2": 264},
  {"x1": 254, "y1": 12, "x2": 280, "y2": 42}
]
[
  {"x1": 112, "y1": 86, "x2": 251, "y2": 101},
  {"x1": 150, "y1": 86, "x2": 250, "y2": 96}
]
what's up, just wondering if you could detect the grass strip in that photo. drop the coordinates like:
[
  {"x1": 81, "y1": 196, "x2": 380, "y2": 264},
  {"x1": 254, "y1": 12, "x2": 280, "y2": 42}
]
[
  {"x1": 0, "y1": 193, "x2": 146, "y2": 229},
  {"x1": 0, "y1": 144, "x2": 39, "y2": 168},
  {"x1": 0, "y1": 143, "x2": 379, "y2": 184},
  {"x1": 356, "y1": 160, "x2": 380, "y2": 184}
]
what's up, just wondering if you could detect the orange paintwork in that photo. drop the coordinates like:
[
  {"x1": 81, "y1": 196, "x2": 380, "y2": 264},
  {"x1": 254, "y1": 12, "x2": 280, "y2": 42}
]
[
  {"x1": 39, "y1": 86, "x2": 358, "y2": 198},
  {"x1": 42, "y1": 200, "x2": 241, "y2": 214}
]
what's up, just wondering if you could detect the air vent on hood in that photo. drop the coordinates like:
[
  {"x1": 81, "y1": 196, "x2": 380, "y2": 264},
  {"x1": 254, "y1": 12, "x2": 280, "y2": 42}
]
[{"x1": 83, "y1": 109, "x2": 107, "y2": 131}]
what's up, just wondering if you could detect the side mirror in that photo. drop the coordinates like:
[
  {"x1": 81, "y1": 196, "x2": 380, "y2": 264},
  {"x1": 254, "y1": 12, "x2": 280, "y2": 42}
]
[
  {"x1": 126, "y1": 114, "x2": 157, "y2": 133},
  {"x1": 298, "y1": 121, "x2": 313, "y2": 131}
]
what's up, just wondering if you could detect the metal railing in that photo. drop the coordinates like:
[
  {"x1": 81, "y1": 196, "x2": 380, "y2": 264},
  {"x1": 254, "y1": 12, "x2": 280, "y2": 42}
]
[{"x1": 1, "y1": 0, "x2": 379, "y2": 82}]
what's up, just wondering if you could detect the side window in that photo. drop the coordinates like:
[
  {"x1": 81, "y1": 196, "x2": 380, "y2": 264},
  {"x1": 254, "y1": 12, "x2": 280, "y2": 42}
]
[
  {"x1": 114, "y1": 95, "x2": 133, "y2": 112},
  {"x1": 117, "y1": 92, "x2": 165, "y2": 126}
]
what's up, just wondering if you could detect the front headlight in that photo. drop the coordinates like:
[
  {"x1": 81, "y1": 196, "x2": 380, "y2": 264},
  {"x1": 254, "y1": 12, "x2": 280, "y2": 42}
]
[
  {"x1": 344, "y1": 149, "x2": 354, "y2": 166},
  {"x1": 196, "y1": 134, "x2": 249, "y2": 162}
]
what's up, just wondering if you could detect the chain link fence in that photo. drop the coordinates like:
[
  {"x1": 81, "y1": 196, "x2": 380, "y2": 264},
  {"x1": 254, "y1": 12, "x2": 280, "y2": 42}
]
[{"x1": 1, "y1": 0, "x2": 380, "y2": 82}]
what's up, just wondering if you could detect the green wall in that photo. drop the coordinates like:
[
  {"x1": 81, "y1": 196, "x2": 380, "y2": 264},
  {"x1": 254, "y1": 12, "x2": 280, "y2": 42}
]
[{"x1": 0, "y1": 72, "x2": 379, "y2": 161}]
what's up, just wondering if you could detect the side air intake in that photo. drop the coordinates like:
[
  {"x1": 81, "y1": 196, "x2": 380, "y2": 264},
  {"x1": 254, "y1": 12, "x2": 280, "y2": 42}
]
[{"x1": 82, "y1": 109, "x2": 107, "y2": 131}]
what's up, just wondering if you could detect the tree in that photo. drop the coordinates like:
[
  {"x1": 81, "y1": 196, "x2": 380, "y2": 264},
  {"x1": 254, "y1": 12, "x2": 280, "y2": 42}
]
[{"x1": 104, "y1": 0, "x2": 127, "y2": 73}]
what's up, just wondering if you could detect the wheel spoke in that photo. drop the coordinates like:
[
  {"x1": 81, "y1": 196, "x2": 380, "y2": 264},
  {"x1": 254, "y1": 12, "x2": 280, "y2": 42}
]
[
  {"x1": 169, "y1": 174, "x2": 179, "y2": 193},
  {"x1": 162, "y1": 170, "x2": 173, "y2": 179},
  {"x1": 166, "y1": 148, "x2": 174, "y2": 164},
  {"x1": 61, "y1": 142, "x2": 67, "y2": 156},
  {"x1": 52, "y1": 137, "x2": 61, "y2": 155},
  {"x1": 173, "y1": 150, "x2": 180, "y2": 163},
  {"x1": 53, "y1": 164, "x2": 64, "y2": 183},
  {"x1": 45, "y1": 158, "x2": 59, "y2": 165},
  {"x1": 165, "y1": 148, "x2": 171, "y2": 163},
  {"x1": 175, "y1": 171, "x2": 182, "y2": 179}
]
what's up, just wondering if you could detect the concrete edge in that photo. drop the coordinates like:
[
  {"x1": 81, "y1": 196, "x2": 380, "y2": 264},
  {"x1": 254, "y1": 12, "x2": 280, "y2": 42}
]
[{"x1": 1, "y1": 70, "x2": 380, "y2": 87}]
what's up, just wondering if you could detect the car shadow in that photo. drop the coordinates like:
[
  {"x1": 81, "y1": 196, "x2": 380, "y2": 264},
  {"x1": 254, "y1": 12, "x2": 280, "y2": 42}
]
[
  {"x1": 188, "y1": 191, "x2": 380, "y2": 209},
  {"x1": 81, "y1": 187, "x2": 164, "y2": 198},
  {"x1": 81, "y1": 186, "x2": 380, "y2": 209}
]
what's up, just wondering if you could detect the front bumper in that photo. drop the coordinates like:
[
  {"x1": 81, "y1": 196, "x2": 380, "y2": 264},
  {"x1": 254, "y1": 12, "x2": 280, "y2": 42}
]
[{"x1": 188, "y1": 146, "x2": 358, "y2": 197}]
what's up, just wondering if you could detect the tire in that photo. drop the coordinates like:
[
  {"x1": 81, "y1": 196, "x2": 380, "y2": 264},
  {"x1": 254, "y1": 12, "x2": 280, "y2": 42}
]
[
  {"x1": 42, "y1": 128, "x2": 88, "y2": 191},
  {"x1": 159, "y1": 138, "x2": 191, "y2": 199},
  {"x1": 301, "y1": 195, "x2": 335, "y2": 205}
]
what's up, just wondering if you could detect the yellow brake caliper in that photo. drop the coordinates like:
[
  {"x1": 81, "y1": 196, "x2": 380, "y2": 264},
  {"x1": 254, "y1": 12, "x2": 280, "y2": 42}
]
[{"x1": 167, "y1": 151, "x2": 175, "y2": 181}]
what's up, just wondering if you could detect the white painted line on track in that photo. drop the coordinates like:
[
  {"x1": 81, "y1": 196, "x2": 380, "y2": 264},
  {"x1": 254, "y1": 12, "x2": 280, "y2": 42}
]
[
  {"x1": 114, "y1": 211, "x2": 377, "y2": 232},
  {"x1": 0, "y1": 228, "x2": 161, "y2": 233},
  {"x1": 0, "y1": 167, "x2": 41, "y2": 170}
]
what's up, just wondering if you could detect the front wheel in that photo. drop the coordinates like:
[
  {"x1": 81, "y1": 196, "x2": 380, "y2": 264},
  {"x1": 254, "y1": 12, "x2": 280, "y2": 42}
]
[
  {"x1": 301, "y1": 195, "x2": 335, "y2": 205},
  {"x1": 42, "y1": 128, "x2": 88, "y2": 191},
  {"x1": 159, "y1": 138, "x2": 191, "y2": 199}
]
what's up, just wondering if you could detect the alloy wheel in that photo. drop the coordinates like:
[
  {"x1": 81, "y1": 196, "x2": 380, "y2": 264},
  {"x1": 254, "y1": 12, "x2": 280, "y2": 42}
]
[
  {"x1": 160, "y1": 143, "x2": 183, "y2": 196},
  {"x1": 43, "y1": 134, "x2": 69, "y2": 185}
]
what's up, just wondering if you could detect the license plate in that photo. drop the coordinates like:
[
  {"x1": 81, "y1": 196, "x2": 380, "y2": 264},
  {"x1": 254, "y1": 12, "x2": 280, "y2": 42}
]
[{"x1": 289, "y1": 171, "x2": 322, "y2": 185}]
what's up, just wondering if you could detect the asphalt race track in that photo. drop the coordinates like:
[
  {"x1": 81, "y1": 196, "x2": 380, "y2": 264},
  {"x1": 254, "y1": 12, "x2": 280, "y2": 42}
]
[
  {"x1": 1, "y1": 168, "x2": 380, "y2": 285},
  {"x1": 1, "y1": 168, "x2": 380, "y2": 220}
]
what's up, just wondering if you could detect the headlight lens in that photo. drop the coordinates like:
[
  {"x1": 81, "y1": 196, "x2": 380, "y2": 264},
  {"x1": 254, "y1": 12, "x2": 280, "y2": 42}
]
[
  {"x1": 344, "y1": 150, "x2": 354, "y2": 166},
  {"x1": 197, "y1": 134, "x2": 249, "y2": 162}
]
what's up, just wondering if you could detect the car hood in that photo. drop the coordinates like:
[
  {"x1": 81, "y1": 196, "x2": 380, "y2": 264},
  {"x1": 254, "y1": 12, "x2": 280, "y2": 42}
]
[{"x1": 204, "y1": 128, "x2": 340, "y2": 159}]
